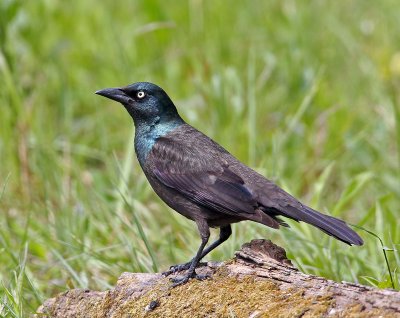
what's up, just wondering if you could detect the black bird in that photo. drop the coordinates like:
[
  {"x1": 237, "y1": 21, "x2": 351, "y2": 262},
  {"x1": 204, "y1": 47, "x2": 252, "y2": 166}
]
[{"x1": 95, "y1": 82, "x2": 363, "y2": 286}]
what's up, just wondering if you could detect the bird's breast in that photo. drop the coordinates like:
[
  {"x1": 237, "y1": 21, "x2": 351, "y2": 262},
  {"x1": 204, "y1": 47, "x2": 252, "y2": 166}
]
[{"x1": 134, "y1": 122, "x2": 182, "y2": 166}]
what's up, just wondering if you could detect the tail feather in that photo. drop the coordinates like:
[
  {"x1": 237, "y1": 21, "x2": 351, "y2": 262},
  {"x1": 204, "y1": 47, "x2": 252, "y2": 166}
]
[{"x1": 280, "y1": 205, "x2": 363, "y2": 246}]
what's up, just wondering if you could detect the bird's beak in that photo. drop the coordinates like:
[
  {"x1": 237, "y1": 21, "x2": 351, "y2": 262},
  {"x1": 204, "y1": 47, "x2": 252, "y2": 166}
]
[{"x1": 95, "y1": 87, "x2": 131, "y2": 104}]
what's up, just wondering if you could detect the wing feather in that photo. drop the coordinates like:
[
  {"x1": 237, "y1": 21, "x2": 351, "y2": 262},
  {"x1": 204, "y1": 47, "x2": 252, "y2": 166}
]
[
  {"x1": 149, "y1": 135, "x2": 259, "y2": 216},
  {"x1": 154, "y1": 167, "x2": 257, "y2": 215}
]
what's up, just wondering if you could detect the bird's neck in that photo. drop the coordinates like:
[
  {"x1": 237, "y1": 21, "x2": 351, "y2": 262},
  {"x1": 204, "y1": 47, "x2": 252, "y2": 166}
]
[{"x1": 134, "y1": 116, "x2": 184, "y2": 166}]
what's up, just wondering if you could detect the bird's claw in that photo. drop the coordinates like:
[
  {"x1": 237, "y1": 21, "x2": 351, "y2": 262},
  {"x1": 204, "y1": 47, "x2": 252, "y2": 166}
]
[
  {"x1": 162, "y1": 261, "x2": 207, "y2": 277},
  {"x1": 162, "y1": 262, "x2": 191, "y2": 277},
  {"x1": 170, "y1": 272, "x2": 211, "y2": 287}
]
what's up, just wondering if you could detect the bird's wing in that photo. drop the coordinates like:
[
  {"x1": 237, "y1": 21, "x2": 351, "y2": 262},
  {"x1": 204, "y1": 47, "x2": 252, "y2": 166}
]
[{"x1": 150, "y1": 136, "x2": 258, "y2": 216}]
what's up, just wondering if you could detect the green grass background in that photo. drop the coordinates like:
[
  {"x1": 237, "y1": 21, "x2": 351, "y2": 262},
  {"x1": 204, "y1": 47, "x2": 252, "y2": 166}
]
[{"x1": 1, "y1": 0, "x2": 400, "y2": 316}]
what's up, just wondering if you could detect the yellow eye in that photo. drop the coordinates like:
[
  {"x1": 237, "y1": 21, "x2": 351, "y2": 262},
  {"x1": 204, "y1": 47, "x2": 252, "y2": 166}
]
[{"x1": 137, "y1": 91, "x2": 146, "y2": 99}]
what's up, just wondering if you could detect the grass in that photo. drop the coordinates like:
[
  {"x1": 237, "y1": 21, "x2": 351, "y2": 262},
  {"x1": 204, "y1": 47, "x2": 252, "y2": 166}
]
[{"x1": 1, "y1": 0, "x2": 400, "y2": 316}]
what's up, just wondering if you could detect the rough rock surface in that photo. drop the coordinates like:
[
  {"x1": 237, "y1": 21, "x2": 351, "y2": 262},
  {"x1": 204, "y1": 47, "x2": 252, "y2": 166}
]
[{"x1": 37, "y1": 239, "x2": 400, "y2": 317}]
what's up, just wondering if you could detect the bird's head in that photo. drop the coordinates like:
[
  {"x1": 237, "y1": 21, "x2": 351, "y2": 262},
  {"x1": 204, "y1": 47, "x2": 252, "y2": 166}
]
[{"x1": 95, "y1": 82, "x2": 181, "y2": 125}]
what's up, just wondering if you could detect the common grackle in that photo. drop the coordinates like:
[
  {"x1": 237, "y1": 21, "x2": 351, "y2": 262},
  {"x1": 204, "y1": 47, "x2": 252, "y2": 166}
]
[{"x1": 96, "y1": 82, "x2": 363, "y2": 286}]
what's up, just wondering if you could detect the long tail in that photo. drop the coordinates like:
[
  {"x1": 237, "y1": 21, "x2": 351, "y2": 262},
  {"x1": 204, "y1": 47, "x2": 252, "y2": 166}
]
[{"x1": 279, "y1": 205, "x2": 363, "y2": 245}]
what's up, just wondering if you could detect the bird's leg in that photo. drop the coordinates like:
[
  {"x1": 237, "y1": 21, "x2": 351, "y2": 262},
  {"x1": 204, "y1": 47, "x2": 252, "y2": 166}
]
[
  {"x1": 170, "y1": 220, "x2": 210, "y2": 287},
  {"x1": 163, "y1": 225, "x2": 232, "y2": 276},
  {"x1": 197, "y1": 224, "x2": 232, "y2": 258}
]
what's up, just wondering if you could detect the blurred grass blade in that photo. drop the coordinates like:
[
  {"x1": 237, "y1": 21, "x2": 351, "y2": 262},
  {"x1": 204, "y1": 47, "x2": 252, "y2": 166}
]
[
  {"x1": 51, "y1": 249, "x2": 87, "y2": 289},
  {"x1": 114, "y1": 126, "x2": 136, "y2": 217},
  {"x1": 117, "y1": 190, "x2": 159, "y2": 272},
  {"x1": 247, "y1": 48, "x2": 256, "y2": 165},
  {"x1": 332, "y1": 172, "x2": 374, "y2": 216},
  {"x1": 352, "y1": 224, "x2": 394, "y2": 289},
  {"x1": 0, "y1": 173, "x2": 11, "y2": 202},
  {"x1": 310, "y1": 162, "x2": 335, "y2": 208},
  {"x1": 283, "y1": 71, "x2": 321, "y2": 141}
]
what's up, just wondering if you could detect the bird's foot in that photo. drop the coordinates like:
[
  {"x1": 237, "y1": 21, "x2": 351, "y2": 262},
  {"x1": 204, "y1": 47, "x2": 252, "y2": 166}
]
[
  {"x1": 162, "y1": 261, "x2": 207, "y2": 277},
  {"x1": 162, "y1": 262, "x2": 191, "y2": 276},
  {"x1": 170, "y1": 271, "x2": 210, "y2": 287}
]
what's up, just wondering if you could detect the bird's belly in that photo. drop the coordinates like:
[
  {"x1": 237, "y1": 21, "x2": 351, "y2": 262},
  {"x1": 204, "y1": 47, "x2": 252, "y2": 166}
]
[{"x1": 145, "y1": 173, "x2": 204, "y2": 220}]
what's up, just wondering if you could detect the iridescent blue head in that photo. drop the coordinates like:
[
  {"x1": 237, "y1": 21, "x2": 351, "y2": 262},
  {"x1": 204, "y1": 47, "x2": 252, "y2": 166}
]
[
  {"x1": 95, "y1": 82, "x2": 182, "y2": 125},
  {"x1": 96, "y1": 82, "x2": 185, "y2": 164}
]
